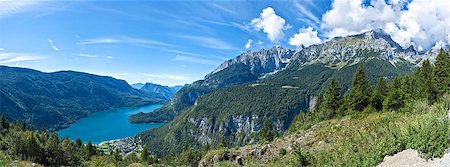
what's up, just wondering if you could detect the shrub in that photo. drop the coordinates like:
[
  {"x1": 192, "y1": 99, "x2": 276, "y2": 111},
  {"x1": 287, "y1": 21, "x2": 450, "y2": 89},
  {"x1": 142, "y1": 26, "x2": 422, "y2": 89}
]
[{"x1": 278, "y1": 148, "x2": 286, "y2": 156}]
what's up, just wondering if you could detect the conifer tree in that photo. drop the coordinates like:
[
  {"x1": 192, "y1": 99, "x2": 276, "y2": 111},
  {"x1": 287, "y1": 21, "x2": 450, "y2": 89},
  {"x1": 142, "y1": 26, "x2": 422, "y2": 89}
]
[
  {"x1": 372, "y1": 75, "x2": 389, "y2": 111},
  {"x1": 347, "y1": 65, "x2": 372, "y2": 112},
  {"x1": 383, "y1": 77, "x2": 405, "y2": 111},
  {"x1": 0, "y1": 115, "x2": 9, "y2": 134},
  {"x1": 324, "y1": 78, "x2": 342, "y2": 116},
  {"x1": 433, "y1": 48, "x2": 450, "y2": 95},
  {"x1": 141, "y1": 145, "x2": 149, "y2": 163},
  {"x1": 85, "y1": 141, "x2": 96, "y2": 158},
  {"x1": 259, "y1": 118, "x2": 274, "y2": 142},
  {"x1": 75, "y1": 138, "x2": 83, "y2": 148},
  {"x1": 313, "y1": 95, "x2": 323, "y2": 113},
  {"x1": 419, "y1": 60, "x2": 438, "y2": 103}
]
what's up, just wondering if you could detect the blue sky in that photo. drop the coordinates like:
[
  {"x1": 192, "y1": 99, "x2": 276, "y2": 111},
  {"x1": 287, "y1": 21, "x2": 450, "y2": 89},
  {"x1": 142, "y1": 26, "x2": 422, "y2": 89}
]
[
  {"x1": 0, "y1": 0, "x2": 449, "y2": 86},
  {"x1": 0, "y1": 0, "x2": 333, "y2": 86}
]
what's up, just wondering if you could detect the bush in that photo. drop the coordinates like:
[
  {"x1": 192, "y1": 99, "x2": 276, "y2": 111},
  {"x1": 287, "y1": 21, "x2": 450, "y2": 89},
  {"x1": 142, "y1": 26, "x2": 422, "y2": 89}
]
[{"x1": 278, "y1": 148, "x2": 287, "y2": 156}]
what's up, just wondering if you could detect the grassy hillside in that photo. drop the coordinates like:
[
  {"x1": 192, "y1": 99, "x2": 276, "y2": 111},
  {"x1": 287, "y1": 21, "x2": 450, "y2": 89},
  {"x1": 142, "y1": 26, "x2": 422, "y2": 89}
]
[{"x1": 202, "y1": 96, "x2": 450, "y2": 166}]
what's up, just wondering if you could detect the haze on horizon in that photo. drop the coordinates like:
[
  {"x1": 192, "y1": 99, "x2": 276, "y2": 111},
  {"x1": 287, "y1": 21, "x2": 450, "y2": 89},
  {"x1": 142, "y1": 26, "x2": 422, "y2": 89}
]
[{"x1": 0, "y1": 0, "x2": 449, "y2": 86}]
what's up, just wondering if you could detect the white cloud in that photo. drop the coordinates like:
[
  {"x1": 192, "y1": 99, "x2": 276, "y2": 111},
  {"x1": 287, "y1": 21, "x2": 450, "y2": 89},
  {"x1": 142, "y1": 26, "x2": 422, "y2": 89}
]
[
  {"x1": 106, "y1": 56, "x2": 113, "y2": 59},
  {"x1": 251, "y1": 7, "x2": 290, "y2": 42},
  {"x1": 47, "y1": 38, "x2": 58, "y2": 51},
  {"x1": 321, "y1": 0, "x2": 398, "y2": 39},
  {"x1": 245, "y1": 39, "x2": 253, "y2": 49},
  {"x1": 173, "y1": 55, "x2": 220, "y2": 65},
  {"x1": 384, "y1": 0, "x2": 450, "y2": 51},
  {"x1": 293, "y1": 1, "x2": 320, "y2": 25},
  {"x1": 319, "y1": 0, "x2": 450, "y2": 51},
  {"x1": 257, "y1": 40, "x2": 264, "y2": 45},
  {"x1": 79, "y1": 36, "x2": 173, "y2": 48},
  {"x1": 211, "y1": 3, "x2": 236, "y2": 15},
  {"x1": 0, "y1": 1, "x2": 41, "y2": 19},
  {"x1": 0, "y1": 48, "x2": 5, "y2": 51},
  {"x1": 289, "y1": 27, "x2": 322, "y2": 47},
  {"x1": 141, "y1": 73, "x2": 188, "y2": 81},
  {"x1": 178, "y1": 35, "x2": 237, "y2": 50},
  {"x1": 77, "y1": 53, "x2": 98, "y2": 58},
  {"x1": 0, "y1": 52, "x2": 45, "y2": 63},
  {"x1": 79, "y1": 37, "x2": 119, "y2": 45}
]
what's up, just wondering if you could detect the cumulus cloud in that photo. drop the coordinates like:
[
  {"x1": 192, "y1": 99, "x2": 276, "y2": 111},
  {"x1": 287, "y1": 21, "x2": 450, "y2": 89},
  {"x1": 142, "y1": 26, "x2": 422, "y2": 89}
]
[
  {"x1": 251, "y1": 7, "x2": 290, "y2": 42},
  {"x1": 106, "y1": 56, "x2": 113, "y2": 59},
  {"x1": 245, "y1": 39, "x2": 253, "y2": 49},
  {"x1": 289, "y1": 27, "x2": 322, "y2": 47},
  {"x1": 384, "y1": 0, "x2": 450, "y2": 51},
  {"x1": 319, "y1": 0, "x2": 450, "y2": 51},
  {"x1": 321, "y1": 0, "x2": 398, "y2": 39}
]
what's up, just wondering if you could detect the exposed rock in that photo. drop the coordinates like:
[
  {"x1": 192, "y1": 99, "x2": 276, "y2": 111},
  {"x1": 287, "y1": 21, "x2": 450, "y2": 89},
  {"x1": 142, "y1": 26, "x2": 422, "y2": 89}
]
[
  {"x1": 210, "y1": 45, "x2": 294, "y2": 76},
  {"x1": 291, "y1": 30, "x2": 428, "y2": 67},
  {"x1": 309, "y1": 96, "x2": 317, "y2": 112}
]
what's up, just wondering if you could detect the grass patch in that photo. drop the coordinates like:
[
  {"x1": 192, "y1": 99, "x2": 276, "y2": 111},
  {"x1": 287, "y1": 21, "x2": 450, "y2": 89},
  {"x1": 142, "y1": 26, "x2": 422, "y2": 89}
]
[{"x1": 283, "y1": 98, "x2": 450, "y2": 166}]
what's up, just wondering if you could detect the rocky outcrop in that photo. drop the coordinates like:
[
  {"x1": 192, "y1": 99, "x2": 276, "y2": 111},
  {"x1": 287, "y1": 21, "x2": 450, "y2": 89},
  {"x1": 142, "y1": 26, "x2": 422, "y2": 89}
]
[
  {"x1": 210, "y1": 45, "x2": 294, "y2": 76},
  {"x1": 186, "y1": 114, "x2": 287, "y2": 147},
  {"x1": 292, "y1": 30, "x2": 422, "y2": 66}
]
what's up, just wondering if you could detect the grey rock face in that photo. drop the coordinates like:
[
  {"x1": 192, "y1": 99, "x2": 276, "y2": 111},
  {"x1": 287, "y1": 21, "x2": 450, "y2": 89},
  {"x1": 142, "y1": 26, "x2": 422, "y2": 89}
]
[
  {"x1": 210, "y1": 45, "x2": 294, "y2": 77},
  {"x1": 292, "y1": 30, "x2": 424, "y2": 66}
]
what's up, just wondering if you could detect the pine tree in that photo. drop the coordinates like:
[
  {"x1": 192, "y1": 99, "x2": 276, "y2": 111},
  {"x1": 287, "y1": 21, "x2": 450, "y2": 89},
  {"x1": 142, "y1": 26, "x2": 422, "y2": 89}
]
[
  {"x1": 75, "y1": 138, "x2": 83, "y2": 148},
  {"x1": 26, "y1": 133, "x2": 41, "y2": 160},
  {"x1": 433, "y1": 48, "x2": 450, "y2": 95},
  {"x1": 323, "y1": 78, "x2": 342, "y2": 116},
  {"x1": 0, "y1": 115, "x2": 9, "y2": 134},
  {"x1": 419, "y1": 60, "x2": 438, "y2": 103},
  {"x1": 141, "y1": 145, "x2": 149, "y2": 163},
  {"x1": 347, "y1": 65, "x2": 373, "y2": 112},
  {"x1": 85, "y1": 141, "x2": 96, "y2": 158},
  {"x1": 313, "y1": 94, "x2": 323, "y2": 113},
  {"x1": 259, "y1": 118, "x2": 274, "y2": 142},
  {"x1": 383, "y1": 77, "x2": 406, "y2": 112},
  {"x1": 372, "y1": 75, "x2": 389, "y2": 111}
]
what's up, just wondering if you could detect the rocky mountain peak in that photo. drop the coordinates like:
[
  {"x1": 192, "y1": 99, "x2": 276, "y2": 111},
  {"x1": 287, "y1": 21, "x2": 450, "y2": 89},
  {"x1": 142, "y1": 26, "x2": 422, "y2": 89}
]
[
  {"x1": 209, "y1": 46, "x2": 294, "y2": 76},
  {"x1": 291, "y1": 30, "x2": 424, "y2": 66}
]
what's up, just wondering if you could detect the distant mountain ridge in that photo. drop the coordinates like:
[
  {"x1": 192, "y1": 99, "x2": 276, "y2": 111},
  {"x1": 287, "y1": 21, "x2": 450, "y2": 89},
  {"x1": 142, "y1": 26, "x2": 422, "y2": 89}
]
[
  {"x1": 128, "y1": 46, "x2": 295, "y2": 123},
  {"x1": 137, "y1": 30, "x2": 441, "y2": 155},
  {"x1": 292, "y1": 30, "x2": 420, "y2": 67},
  {"x1": 0, "y1": 66, "x2": 162, "y2": 130},
  {"x1": 131, "y1": 83, "x2": 145, "y2": 89},
  {"x1": 139, "y1": 83, "x2": 182, "y2": 100}
]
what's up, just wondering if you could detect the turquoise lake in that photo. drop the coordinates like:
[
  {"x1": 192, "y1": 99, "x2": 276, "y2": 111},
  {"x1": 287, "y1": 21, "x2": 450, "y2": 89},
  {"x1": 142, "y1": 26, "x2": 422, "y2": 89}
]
[{"x1": 58, "y1": 104, "x2": 163, "y2": 144}]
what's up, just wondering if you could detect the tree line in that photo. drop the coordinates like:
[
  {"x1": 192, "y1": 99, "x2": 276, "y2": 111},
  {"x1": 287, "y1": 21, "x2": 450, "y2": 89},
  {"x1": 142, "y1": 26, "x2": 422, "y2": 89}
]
[{"x1": 314, "y1": 49, "x2": 450, "y2": 120}]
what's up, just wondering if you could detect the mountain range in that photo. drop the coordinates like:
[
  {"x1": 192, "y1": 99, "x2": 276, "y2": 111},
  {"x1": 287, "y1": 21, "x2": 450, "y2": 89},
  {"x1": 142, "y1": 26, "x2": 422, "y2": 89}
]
[
  {"x1": 136, "y1": 30, "x2": 441, "y2": 155},
  {"x1": 0, "y1": 30, "x2": 444, "y2": 155},
  {"x1": 0, "y1": 66, "x2": 163, "y2": 130}
]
